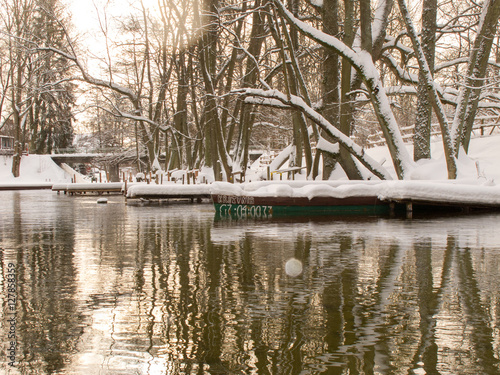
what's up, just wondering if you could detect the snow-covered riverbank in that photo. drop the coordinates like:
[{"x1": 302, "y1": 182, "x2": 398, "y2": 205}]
[
  {"x1": 0, "y1": 154, "x2": 71, "y2": 188},
  {"x1": 1, "y1": 134, "x2": 500, "y2": 189}
]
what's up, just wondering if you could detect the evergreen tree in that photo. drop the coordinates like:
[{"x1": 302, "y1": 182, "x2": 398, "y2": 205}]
[{"x1": 30, "y1": 0, "x2": 75, "y2": 153}]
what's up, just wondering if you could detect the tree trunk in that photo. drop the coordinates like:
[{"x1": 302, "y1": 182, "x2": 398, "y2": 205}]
[
  {"x1": 456, "y1": 0, "x2": 500, "y2": 153},
  {"x1": 414, "y1": 0, "x2": 437, "y2": 161},
  {"x1": 197, "y1": 0, "x2": 231, "y2": 181},
  {"x1": 235, "y1": 0, "x2": 266, "y2": 176},
  {"x1": 397, "y1": 0, "x2": 457, "y2": 179},
  {"x1": 321, "y1": 0, "x2": 340, "y2": 179},
  {"x1": 338, "y1": 0, "x2": 363, "y2": 179}
]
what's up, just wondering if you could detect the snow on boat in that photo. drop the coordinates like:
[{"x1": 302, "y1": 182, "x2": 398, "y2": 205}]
[
  {"x1": 210, "y1": 181, "x2": 391, "y2": 218},
  {"x1": 210, "y1": 180, "x2": 500, "y2": 219}
]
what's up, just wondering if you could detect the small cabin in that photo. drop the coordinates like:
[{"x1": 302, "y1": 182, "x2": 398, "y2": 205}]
[{"x1": 0, "y1": 135, "x2": 15, "y2": 155}]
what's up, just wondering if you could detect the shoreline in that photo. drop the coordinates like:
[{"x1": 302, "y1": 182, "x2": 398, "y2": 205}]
[{"x1": 0, "y1": 183, "x2": 54, "y2": 191}]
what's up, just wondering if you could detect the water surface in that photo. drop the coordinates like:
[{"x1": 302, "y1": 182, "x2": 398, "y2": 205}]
[{"x1": 1, "y1": 190, "x2": 500, "y2": 374}]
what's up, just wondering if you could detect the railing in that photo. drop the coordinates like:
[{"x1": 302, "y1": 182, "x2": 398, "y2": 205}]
[
  {"x1": 367, "y1": 117, "x2": 500, "y2": 147},
  {"x1": 0, "y1": 148, "x2": 14, "y2": 156},
  {"x1": 52, "y1": 147, "x2": 125, "y2": 154}
]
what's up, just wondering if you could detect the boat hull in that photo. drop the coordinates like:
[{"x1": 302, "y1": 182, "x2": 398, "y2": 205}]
[{"x1": 212, "y1": 193, "x2": 390, "y2": 219}]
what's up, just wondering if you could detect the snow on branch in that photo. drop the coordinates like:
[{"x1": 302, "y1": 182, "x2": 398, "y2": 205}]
[
  {"x1": 273, "y1": 1, "x2": 362, "y2": 71},
  {"x1": 273, "y1": 0, "x2": 414, "y2": 179},
  {"x1": 236, "y1": 88, "x2": 393, "y2": 180}
]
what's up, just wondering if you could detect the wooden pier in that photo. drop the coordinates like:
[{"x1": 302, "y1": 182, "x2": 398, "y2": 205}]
[
  {"x1": 52, "y1": 182, "x2": 124, "y2": 195},
  {"x1": 0, "y1": 183, "x2": 53, "y2": 191},
  {"x1": 386, "y1": 197, "x2": 500, "y2": 219},
  {"x1": 125, "y1": 183, "x2": 212, "y2": 203}
]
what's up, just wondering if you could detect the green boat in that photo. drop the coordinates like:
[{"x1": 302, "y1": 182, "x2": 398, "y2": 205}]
[{"x1": 211, "y1": 191, "x2": 391, "y2": 219}]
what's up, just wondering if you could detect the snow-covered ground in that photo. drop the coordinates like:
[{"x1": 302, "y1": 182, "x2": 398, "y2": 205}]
[
  {"x1": 244, "y1": 134, "x2": 500, "y2": 183},
  {"x1": 0, "y1": 154, "x2": 72, "y2": 187},
  {"x1": 366, "y1": 134, "x2": 500, "y2": 182},
  {"x1": 1, "y1": 134, "x2": 499, "y2": 187}
]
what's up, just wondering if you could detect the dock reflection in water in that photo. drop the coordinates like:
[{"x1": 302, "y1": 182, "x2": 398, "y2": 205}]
[{"x1": 1, "y1": 191, "x2": 500, "y2": 374}]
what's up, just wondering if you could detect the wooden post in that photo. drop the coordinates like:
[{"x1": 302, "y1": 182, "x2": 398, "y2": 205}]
[
  {"x1": 406, "y1": 202, "x2": 413, "y2": 219},
  {"x1": 267, "y1": 166, "x2": 271, "y2": 180},
  {"x1": 390, "y1": 202, "x2": 395, "y2": 217}
]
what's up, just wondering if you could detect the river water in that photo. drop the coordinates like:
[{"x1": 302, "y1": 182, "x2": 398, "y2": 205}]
[{"x1": 1, "y1": 190, "x2": 500, "y2": 374}]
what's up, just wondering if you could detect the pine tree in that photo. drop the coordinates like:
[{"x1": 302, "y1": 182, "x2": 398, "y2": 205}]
[{"x1": 30, "y1": 0, "x2": 75, "y2": 154}]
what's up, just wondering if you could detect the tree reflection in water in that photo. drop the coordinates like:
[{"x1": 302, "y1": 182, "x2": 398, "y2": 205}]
[
  {"x1": 1, "y1": 191, "x2": 500, "y2": 374},
  {"x1": 1, "y1": 192, "x2": 82, "y2": 374}
]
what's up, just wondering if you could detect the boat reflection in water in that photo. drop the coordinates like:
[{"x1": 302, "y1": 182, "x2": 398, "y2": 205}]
[{"x1": 1, "y1": 191, "x2": 500, "y2": 374}]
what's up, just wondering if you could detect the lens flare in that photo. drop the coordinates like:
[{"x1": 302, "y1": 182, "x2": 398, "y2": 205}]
[{"x1": 285, "y1": 258, "x2": 303, "y2": 277}]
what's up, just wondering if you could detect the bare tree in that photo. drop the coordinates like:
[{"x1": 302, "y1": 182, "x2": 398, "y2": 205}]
[{"x1": 1, "y1": 0, "x2": 34, "y2": 177}]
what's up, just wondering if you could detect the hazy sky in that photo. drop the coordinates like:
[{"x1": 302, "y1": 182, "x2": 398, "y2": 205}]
[
  {"x1": 64, "y1": 0, "x2": 159, "y2": 48},
  {"x1": 62, "y1": 0, "x2": 159, "y2": 128}
]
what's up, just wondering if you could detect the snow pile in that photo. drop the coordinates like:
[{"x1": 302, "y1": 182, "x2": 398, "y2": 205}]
[
  {"x1": 366, "y1": 134, "x2": 500, "y2": 182},
  {"x1": 0, "y1": 155, "x2": 71, "y2": 186},
  {"x1": 378, "y1": 181, "x2": 500, "y2": 205},
  {"x1": 211, "y1": 180, "x2": 383, "y2": 197}
]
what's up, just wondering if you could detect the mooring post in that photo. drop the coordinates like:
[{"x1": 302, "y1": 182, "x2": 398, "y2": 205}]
[
  {"x1": 406, "y1": 202, "x2": 413, "y2": 219},
  {"x1": 389, "y1": 202, "x2": 395, "y2": 217}
]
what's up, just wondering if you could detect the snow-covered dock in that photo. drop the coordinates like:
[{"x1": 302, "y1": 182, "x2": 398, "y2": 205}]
[
  {"x1": 0, "y1": 182, "x2": 54, "y2": 190},
  {"x1": 52, "y1": 182, "x2": 125, "y2": 195},
  {"x1": 210, "y1": 180, "x2": 500, "y2": 218},
  {"x1": 125, "y1": 183, "x2": 212, "y2": 203}
]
